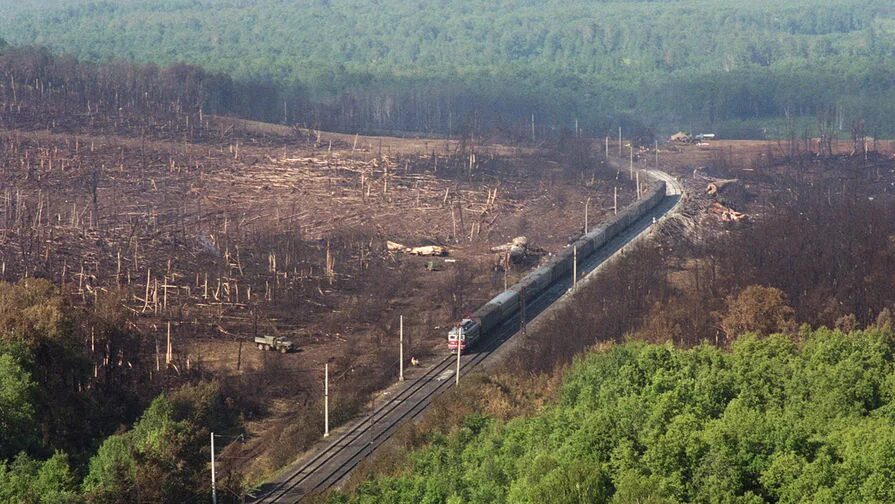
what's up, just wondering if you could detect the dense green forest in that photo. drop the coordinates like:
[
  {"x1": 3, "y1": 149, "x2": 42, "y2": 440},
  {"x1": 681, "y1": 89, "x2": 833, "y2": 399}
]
[
  {"x1": 3, "y1": 0, "x2": 895, "y2": 136},
  {"x1": 334, "y1": 328, "x2": 895, "y2": 503},
  {"x1": 0, "y1": 281, "x2": 242, "y2": 502}
]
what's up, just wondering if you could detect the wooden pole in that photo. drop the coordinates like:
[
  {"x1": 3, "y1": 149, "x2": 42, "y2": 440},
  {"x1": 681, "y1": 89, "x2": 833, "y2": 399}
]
[
  {"x1": 573, "y1": 246, "x2": 577, "y2": 288},
  {"x1": 629, "y1": 145, "x2": 634, "y2": 180},
  {"x1": 614, "y1": 187, "x2": 618, "y2": 215}
]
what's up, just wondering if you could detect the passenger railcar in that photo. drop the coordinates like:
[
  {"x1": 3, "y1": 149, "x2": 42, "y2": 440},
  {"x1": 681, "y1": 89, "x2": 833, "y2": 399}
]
[{"x1": 448, "y1": 181, "x2": 666, "y2": 353}]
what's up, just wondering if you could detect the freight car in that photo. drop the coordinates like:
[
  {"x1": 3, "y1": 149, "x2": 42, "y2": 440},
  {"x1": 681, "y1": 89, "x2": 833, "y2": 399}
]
[{"x1": 448, "y1": 180, "x2": 667, "y2": 353}]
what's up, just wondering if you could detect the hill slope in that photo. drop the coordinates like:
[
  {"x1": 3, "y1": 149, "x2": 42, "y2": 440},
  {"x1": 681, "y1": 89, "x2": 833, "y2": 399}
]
[{"x1": 335, "y1": 329, "x2": 895, "y2": 503}]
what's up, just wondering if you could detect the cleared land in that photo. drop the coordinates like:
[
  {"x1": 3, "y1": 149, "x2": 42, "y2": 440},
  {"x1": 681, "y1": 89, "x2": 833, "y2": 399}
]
[{"x1": 0, "y1": 120, "x2": 635, "y2": 480}]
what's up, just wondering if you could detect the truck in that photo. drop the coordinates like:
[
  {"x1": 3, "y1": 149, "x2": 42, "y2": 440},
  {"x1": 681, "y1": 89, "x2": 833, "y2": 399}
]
[{"x1": 254, "y1": 335, "x2": 296, "y2": 353}]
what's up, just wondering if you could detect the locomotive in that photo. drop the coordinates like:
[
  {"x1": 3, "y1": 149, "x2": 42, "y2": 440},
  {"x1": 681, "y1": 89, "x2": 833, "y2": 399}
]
[
  {"x1": 447, "y1": 319, "x2": 479, "y2": 353},
  {"x1": 447, "y1": 180, "x2": 667, "y2": 354}
]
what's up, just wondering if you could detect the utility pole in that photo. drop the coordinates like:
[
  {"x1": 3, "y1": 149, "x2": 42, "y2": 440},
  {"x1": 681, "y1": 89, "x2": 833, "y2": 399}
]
[
  {"x1": 575, "y1": 118, "x2": 579, "y2": 139},
  {"x1": 368, "y1": 395, "x2": 375, "y2": 458},
  {"x1": 636, "y1": 171, "x2": 641, "y2": 200},
  {"x1": 618, "y1": 127, "x2": 622, "y2": 157},
  {"x1": 629, "y1": 145, "x2": 634, "y2": 180},
  {"x1": 584, "y1": 197, "x2": 590, "y2": 234},
  {"x1": 531, "y1": 113, "x2": 536, "y2": 143},
  {"x1": 614, "y1": 187, "x2": 618, "y2": 215},
  {"x1": 605, "y1": 136, "x2": 609, "y2": 158},
  {"x1": 210, "y1": 432, "x2": 217, "y2": 504},
  {"x1": 448, "y1": 111, "x2": 452, "y2": 139},
  {"x1": 399, "y1": 316, "x2": 404, "y2": 382},
  {"x1": 573, "y1": 246, "x2": 577, "y2": 288},
  {"x1": 655, "y1": 139, "x2": 659, "y2": 168},
  {"x1": 455, "y1": 326, "x2": 462, "y2": 386},
  {"x1": 324, "y1": 363, "x2": 330, "y2": 437}
]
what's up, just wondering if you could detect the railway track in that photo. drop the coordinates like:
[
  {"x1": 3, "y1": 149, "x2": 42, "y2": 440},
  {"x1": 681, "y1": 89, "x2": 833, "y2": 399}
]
[
  {"x1": 257, "y1": 319, "x2": 513, "y2": 502},
  {"x1": 250, "y1": 169, "x2": 683, "y2": 503}
]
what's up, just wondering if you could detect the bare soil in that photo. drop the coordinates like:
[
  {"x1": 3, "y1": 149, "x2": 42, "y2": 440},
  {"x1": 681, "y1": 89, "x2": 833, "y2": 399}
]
[{"x1": 652, "y1": 139, "x2": 895, "y2": 218}]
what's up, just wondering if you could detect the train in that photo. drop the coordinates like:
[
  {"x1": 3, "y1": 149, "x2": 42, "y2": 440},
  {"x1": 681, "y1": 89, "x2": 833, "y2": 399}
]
[{"x1": 448, "y1": 180, "x2": 667, "y2": 354}]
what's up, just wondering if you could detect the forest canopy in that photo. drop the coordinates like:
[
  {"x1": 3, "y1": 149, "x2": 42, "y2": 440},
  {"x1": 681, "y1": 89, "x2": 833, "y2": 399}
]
[
  {"x1": 333, "y1": 329, "x2": 895, "y2": 503},
  {"x1": 3, "y1": 0, "x2": 895, "y2": 136}
]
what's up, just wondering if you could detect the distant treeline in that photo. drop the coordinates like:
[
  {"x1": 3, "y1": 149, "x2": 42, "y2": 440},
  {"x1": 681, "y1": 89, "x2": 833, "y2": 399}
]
[
  {"x1": 3, "y1": 0, "x2": 895, "y2": 137},
  {"x1": 0, "y1": 44, "x2": 288, "y2": 136}
]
